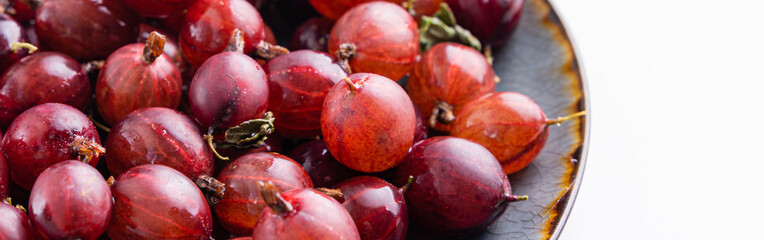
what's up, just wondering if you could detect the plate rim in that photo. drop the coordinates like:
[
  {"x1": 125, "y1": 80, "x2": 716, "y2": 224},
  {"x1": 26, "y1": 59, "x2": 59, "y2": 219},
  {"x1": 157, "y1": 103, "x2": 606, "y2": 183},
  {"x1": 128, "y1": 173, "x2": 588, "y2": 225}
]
[{"x1": 542, "y1": 0, "x2": 592, "y2": 239}]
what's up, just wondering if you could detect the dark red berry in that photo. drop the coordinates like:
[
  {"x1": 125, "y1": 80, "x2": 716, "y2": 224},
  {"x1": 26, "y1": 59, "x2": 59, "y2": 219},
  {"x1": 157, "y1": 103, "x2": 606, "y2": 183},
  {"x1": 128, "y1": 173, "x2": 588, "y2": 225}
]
[
  {"x1": 0, "y1": 140, "x2": 7, "y2": 198},
  {"x1": 412, "y1": 104, "x2": 428, "y2": 143},
  {"x1": 2, "y1": 0, "x2": 36, "y2": 23},
  {"x1": 189, "y1": 37, "x2": 268, "y2": 131},
  {"x1": 289, "y1": 17, "x2": 334, "y2": 52},
  {"x1": 2, "y1": 103, "x2": 102, "y2": 190},
  {"x1": 180, "y1": 0, "x2": 266, "y2": 68},
  {"x1": 445, "y1": 0, "x2": 524, "y2": 48},
  {"x1": 104, "y1": 107, "x2": 213, "y2": 181},
  {"x1": 0, "y1": 13, "x2": 27, "y2": 74},
  {"x1": 328, "y1": 1, "x2": 419, "y2": 81},
  {"x1": 29, "y1": 160, "x2": 112, "y2": 240},
  {"x1": 251, "y1": 182, "x2": 360, "y2": 240},
  {"x1": 124, "y1": 0, "x2": 198, "y2": 18},
  {"x1": 96, "y1": 32, "x2": 183, "y2": 126},
  {"x1": 321, "y1": 73, "x2": 416, "y2": 173},
  {"x1": 335, "y1": 176, "x2": 408, "y2": 240},
  {"x1": 0, "y1": 51, "x2": 90, "y2": 131},
  {"x1": 406, "y1": 42, "x2": 496, "y2": 132},
  {"x1": 215, "y1": 152, "x2": 313, "y2": 236},
  {"x1": 392, "y1": 136, "x2": 526, "y2": 237},
  {"x1": 308, "y1": 0, "x2": 404, "y2": 20},
  {"x1": 265, "y1": 50, "x2": 346, "y2": 139},
  {"x1": 288, "y1": 140, "x2": 360, "y2": 188},
  {"x1": 107, "y1": 164, "x2": 213, "y2": 239},
  {"x1": 0, "y1": 200, "x2": 35, "y2": 240},
  {"x1": 34, "y1": 0, "x2": 139, "y2": 61}
]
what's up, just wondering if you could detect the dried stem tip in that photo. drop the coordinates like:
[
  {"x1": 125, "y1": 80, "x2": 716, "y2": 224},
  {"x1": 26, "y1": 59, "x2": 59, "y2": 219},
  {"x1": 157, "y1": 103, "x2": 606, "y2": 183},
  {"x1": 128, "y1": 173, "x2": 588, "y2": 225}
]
[
  {"x1": 225, "y1": 29, "x2": 245, "y2": 53},
  {"x1": 429, "y1": 101, "x2": 455, "y2": 127},
  {"x1": 316, "y1": 188, "x2": 343, "y2": 202},
  {"x1": 259, "y1": 181, "x2": 293, "y2": 215},
  {"x1": 255, "y1": 41, "x2": 289, "y2": 60},
  {"x1": 10, "y1": 42, "x2": 37, "y2": 54},
  {"x1": 106, "y1": 176, "x2": 116, "y2": 187},
  {"x1": 205, "y1": 134, "x2": 230, "y2": 161},
  {"x1": 196, "y1": 175, "x2": 226, "y2": 205},
  {"x1": 546, "y1": 111, "x2": 587, "y2": 126},
  {"x1": 336, "y1": 43, "x2": 356, "y2": 74},
  {"x1": 142, "y1": 31, "x2": 166, "y2": 64},
  {"x1": 72, "y1": 138, "x2": 106, "y2": 164}
]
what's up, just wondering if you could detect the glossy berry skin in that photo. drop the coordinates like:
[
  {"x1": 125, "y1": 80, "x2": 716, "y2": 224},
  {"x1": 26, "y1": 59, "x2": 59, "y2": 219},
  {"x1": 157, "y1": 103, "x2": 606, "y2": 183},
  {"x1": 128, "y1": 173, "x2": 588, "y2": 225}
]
[
  {"x1": 450, "y1": 92, "x2": 548, "y2": 174},
  {"x1": 180, "y1": 0, "x2": 266, "y2": 68},
  {"x1": 215, "y1": 152, "x2": 313, "y2": 236},
  {"x1": 412, "y1": 0, "x2": 443, "y2": 17},
  {"x1": 0, "y1": 52, "x2": 90, "y2": 130},
  {"x1": 0, "y1": 13, "x2": 27, "y2": 74},
  {"x1": 335, "y1": 176, "x2": 408, "y2": 240},
  {"x1": 2, "y1": 103, "x2": 100, "y2": 190},
  {"x1": 252, "y1": 188, "x2": 361, "y2": 240},
  {"x1": 288, "y1": 140, "x2": 359, "y2": 188},
  {"x1": 124, "y1": 0, "x2": 198, "y2": 18},
  {"x1": 445, "y1": 0, "x2": 524, "y2": 48},
  {"x1": 308, "y1": 0, "x2": 403, "y2": 20},
  {"x1": 96, "y1": 43, "x2": 183, "y2": 126},
  {"x1": 393, "y1": 136, "x2": 514, "y2": 236},
  {"x1": 0, "y1": 202, "x2": 35, "y2": 240},
  {"x1": 412, "y1": 105, "x2": 430, "y2": 143},
  {"x1": 265, "y1": 50, "x2": 346, "y2": 139},
  {"x1": 35, "y1": 0, "x2": 139, "y2": 61},
  {"x1": 107, "y1": 164, "x2": 213, "y2": 240},
  {"x1": 29, "y1": 160, "x2": 112, "y2": 240},
  {"x1": 3, "y1": 0, "x2": 36, "y2": 23},
  {"x1": 105, "y1": 107, "x2": 213, "y2": 180},
  {"x1": 189, "y1": 51, "x2": 268, "y2": 131},
  {"x1": 328, "y1": 1, "x2": 419, "y2": 81},
  {"x1": 0, "y1": 147, "x2": 7, "y2": 199},
  {"x1": 407, "y1": 42, "x2": 496, "y2": 132},
  {"x1": 289, "y1": 17, "x2": 334, "y2": 52},
  {"x1": 321, "y1": 73, "x2": 416, "y2": 173}
]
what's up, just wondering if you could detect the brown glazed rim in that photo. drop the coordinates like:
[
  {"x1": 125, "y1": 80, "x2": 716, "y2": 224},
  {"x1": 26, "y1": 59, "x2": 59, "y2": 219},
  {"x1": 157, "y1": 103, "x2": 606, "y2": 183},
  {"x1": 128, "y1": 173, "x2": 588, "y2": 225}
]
[{"x1": 544, "y1": 0, "x2": 591, "y2": 239}]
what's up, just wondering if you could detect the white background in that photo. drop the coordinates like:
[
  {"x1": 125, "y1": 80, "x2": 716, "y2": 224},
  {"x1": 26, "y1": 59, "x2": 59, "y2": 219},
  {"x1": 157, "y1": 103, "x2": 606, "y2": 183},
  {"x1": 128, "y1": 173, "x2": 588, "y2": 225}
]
[{"x1": 552, "y1": 0, "x2": 764, "y2": 239}]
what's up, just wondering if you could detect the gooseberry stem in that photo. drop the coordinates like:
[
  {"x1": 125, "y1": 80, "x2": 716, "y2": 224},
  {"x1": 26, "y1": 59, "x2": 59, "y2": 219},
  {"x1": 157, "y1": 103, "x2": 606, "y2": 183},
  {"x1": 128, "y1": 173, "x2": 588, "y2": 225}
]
[
  {"x1": 336, "y1": 43, "x2": 356, "y2": 74},
  {"x1": 141, "y1": 31, "x2": 166, "y2": 64},
  {"x1": 225, "y1": 29, "x2": 245, "y2": 53},
  {"x1": 71, "y1": 137, "x2": 106, "y2": 164},
  {"x1": 3, "y1": 198, "x2": 27, "y2": 213},
  {"x1": 399, "y1": 175, "x2": 414, "y2": 194},
  {"x1": 196, "y1": 175, "x2": 226, "y2": 205},
  {"x1": 546, "y1": 111, "x2": 587, "y2": 126},
  {"x1": 259, "y1": 181, "x2": 293, "y2": 215},
  {"x1": 255, "y1": 41, "x2": 289, "y2": 60},
  {"x1": 106, "y1": 176, "x2": 116, "y2": 187},
  {"x1": 205, "y1": 134, "x2": 230, "y2": 161},
  {"x1": 429, "y1": 101, "x2": 455, "y2": 127},
  {"x1": 343, "y1": 77, "x2": 359, "y2": 92},
  {"x1": 316, "y1": 188, "x2": 343, "y2": 201},
  {"x1": 10, "y1": 42, "x2": 37, "y2": 54},
  {"x1": 506, "y1": 194, "x2": 529, "y2": 202}
]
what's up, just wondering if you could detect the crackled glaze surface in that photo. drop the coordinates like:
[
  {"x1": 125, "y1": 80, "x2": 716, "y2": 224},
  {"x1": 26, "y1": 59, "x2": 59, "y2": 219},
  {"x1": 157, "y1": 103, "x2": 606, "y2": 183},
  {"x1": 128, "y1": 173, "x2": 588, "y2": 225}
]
[{"x1": 470, "y1": 0, "x2": 588, "y2": 239}]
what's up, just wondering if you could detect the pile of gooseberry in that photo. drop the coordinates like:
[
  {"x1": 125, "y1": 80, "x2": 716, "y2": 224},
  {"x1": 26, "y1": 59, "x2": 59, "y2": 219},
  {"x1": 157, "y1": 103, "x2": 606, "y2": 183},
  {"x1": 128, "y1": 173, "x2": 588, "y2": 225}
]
[{"x1": 0, "y1": 0, "x2": 584, "y2": 239}]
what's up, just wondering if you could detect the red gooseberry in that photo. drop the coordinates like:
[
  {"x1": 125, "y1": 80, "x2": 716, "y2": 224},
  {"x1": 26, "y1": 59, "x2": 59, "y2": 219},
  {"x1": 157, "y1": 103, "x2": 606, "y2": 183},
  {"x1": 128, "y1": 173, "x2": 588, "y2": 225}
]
[
  {"x1": 107, "y1": 164, "x2": 213, "y2": 239},
  {"x1": 29, "y1": 160, "x2": 112, "y2": 240},
  {"x1": 328, "y1": 1, "x2": 419, "y2": 81},
  {"x1": 321, "y1": 73, "x2": 416, "y2": 173},
  {"x1": 96, "y1": 31, "x2": 183, "y2": 126},
  {"x1": 251, "y1": 181, "x2": 361, "y2": 240}
]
